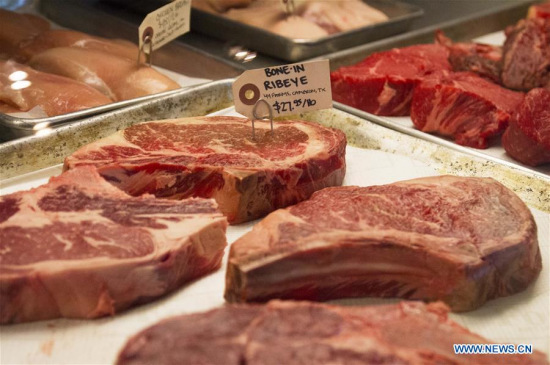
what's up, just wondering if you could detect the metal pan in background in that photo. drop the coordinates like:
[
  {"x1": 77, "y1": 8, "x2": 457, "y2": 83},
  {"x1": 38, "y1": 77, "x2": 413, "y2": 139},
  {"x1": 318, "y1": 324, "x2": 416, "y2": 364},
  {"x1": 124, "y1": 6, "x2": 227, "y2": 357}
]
[{"x1": 191, "y1": 0, "x2": 424, "y2": 62}]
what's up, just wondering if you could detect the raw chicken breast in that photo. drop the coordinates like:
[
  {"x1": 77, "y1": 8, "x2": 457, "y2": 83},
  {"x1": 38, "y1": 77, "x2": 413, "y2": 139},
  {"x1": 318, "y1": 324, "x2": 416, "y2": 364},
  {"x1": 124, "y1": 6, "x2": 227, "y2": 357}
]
[
  {"x1": 226, "y1": 0, "x2": 328, "y2": 39},
  {"x1": 221, "y1": 0, "x2": 388, "y2": 39},
  {"x1": 29, "y1": 47, "x2": 180, "y2": 101},
  {"x1": 300, "y1": 0, "x2": 389, "y2": 34},
  {"x1": 0, "y1": 60, "x2": 111, "y2": 116},
  {"x1": 0, "y1": 9, "x2": 50, "y2": 61},
  {"x1": 18, "y1": 29, "x2": 143, "y2": 63}
]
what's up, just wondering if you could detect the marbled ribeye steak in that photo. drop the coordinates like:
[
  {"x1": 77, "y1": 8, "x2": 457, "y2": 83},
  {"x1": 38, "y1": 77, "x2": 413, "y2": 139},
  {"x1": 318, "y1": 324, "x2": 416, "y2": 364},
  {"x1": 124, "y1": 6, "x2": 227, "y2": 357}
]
[
  {"x1": 225, "y1": 175, "x2": 541, "y2": 312},
  {"x1": 64, "y1": 116, "x2": 346, "y2": 224},
  {"x1": 0, "y1": 166, "x2": 227, "y2": 324}
]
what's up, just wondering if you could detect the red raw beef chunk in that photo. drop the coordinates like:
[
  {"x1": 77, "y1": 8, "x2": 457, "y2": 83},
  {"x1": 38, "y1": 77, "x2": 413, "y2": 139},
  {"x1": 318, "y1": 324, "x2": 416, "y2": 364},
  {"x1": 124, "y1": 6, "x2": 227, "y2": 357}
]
[
  {"x1": 411, "y1": 71, "x2": 524, "y2": 148},
  {"x1": 330, "y1": 44, "x2": 451, "y2": 116},
  {"x1": 435, "y1": 30, "x2": 503, "y2": 83},
  {"x1": 502, "y1": 17, "x2": 550, "y2": 91},
  {"x1": 503, "y1": 88, "x2": 550, "y2": 166}
]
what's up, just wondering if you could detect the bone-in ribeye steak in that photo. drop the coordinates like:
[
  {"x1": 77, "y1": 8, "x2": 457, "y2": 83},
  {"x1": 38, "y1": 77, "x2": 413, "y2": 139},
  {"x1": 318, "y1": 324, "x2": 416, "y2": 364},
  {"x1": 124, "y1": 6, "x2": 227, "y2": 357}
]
[
  {"x1": 411, "y1": 71, "x2": 525, "y2": 148},
  {"x1": 0, "y1": 166, "x2": 227, "y2": 324},
  {"x1": 502, "y1": 87, "x2": 550, "y2": 166},
  {"x1": 330, "y1": 44, "x2": 451, "y2": 116},
  {"x1": 225, "y1": 176, "x2": 541, "y2": 312},
  {"x1": 116, "y1": 300, "x2": 548, "y2": 365},
  {"x1": 64, "y1": 116, "x2": 346, "y2": 224}
]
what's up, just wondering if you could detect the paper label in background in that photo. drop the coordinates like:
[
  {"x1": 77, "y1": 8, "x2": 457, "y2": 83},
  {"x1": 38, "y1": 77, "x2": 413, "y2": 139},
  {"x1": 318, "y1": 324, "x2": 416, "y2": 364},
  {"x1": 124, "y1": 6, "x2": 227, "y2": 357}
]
[
  {"x1": 232, "y1": 60, "x2": 332, "y2": 119},
  {"x1": 139, "y1": 0, "x2": 191, "y2": 53}
]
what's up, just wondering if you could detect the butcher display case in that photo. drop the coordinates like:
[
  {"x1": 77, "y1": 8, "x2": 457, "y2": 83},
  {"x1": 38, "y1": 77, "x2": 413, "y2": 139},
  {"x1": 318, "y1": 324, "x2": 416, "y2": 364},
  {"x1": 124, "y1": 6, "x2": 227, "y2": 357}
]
[{"x1": 1, "y1": 0, "x2": 549, "y2": 359}]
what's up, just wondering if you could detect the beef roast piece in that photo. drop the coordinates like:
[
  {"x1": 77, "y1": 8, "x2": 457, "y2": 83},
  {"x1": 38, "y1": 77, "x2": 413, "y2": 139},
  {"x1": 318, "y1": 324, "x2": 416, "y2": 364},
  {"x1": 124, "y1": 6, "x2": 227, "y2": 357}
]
[
  {"x1": 502, "y1": 17, "x2": 550, "y2": 91},
  {"x1": 0, "y1": 166, "x2": 227, "y2": 324},
  {"x1": 528, "y1": 2, "x2": 550, "y2": 19},
  {"x1": 330, "y1": 44, "x2": 451, "y2": 116},
  {"x1": 411, "y1": 71, "x2": 524, "y2": 148},
  {"x1": 116, "y1": 300, "x2": 549, "y2": 365},
  {"x1": 503, "y1": 88, "x2": 550, "y2": 166},
  {"x1": 64, "y1": 116, "x2": 346, "y2": 224},
  {"x1": 435, "y1": 30, "x2": 502, "y2": 83},
  {"x1": 225, "y1": 176, "x2": 541, "y2": 312}
]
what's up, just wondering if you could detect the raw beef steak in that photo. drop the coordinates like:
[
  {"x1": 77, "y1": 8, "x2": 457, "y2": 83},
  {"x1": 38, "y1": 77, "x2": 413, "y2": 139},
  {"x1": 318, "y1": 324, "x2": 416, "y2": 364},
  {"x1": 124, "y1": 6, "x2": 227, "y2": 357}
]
[
  {"x1": 502, "y1": 17, "x2": 550, "y2": 91},
  {"x1": 116, "y1": 300, "x2": 548, "y2": 365},
  {"x1": 225, "y1": 176, "x2": 541, "y2": 312},
  {"x1": 411, "y1": 71, "x2": 524, "y2": 148},
  {"x1": 503, "y1": 88, "x2": 550, "y2": 166},
  {"x1": 330, "y1": 44, "x2": 451, "y2": 116},
  {"x1": 435, "y1": 30, "x2": 503, "y2": 83},
  {"x1": 64, "y1": 116, "x2": 346, "y2": 224},
  {"x1": 0, "y1": 166, "x2": 227, "y2": 324}
]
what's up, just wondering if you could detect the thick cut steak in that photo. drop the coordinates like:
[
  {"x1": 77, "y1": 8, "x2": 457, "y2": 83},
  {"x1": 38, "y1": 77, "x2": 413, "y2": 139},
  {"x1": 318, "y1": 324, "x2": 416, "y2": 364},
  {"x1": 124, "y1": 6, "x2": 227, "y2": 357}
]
[
  {"x1": 411, "y1": 71, "x2": 524, "y2": 148},
  {"x1": 330, "y1": 44, "x2": 451, "y2": 116},
  {"x1": 116, "y1": 300, "x2": 548, "y2": 365},
  {"x1": 225, "y1": 176, "x2": 541, "y2": 312},
  {"x1": 64, "y1": 116, "x2": 346, "y2": 224},
  {"x1": 502, "y1": 17, "x2": 550, "y2": 91},
  {"x1": 503, "y1": 88, "x2": 550, "y2": 166},
  {"x1": 0, "y1": 166, "x2": 227, "y2": 324}
]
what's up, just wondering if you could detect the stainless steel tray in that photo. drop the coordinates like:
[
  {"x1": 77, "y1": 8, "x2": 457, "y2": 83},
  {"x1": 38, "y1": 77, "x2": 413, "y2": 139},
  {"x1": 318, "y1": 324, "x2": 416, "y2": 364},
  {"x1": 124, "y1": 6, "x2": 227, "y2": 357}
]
[
  {"x1": 192, "y1": 0, "x2": 423, "y2": 62},
  {"x1": 0, "y1": 88, "x2": 186, "y2": 142},
  {"x1": 1, "y1": 78, "x2": 548, "y2": 365}
]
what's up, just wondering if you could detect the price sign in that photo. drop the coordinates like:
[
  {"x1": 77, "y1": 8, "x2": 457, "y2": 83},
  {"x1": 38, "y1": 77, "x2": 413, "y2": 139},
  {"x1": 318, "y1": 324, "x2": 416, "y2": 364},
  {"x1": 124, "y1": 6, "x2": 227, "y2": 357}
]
[
  {"x1": 232, "y1": 60, "x2": 332, "y2": 119},
  {"x1": 139, "y1": 0, "x2": 191, "y2": 53}
]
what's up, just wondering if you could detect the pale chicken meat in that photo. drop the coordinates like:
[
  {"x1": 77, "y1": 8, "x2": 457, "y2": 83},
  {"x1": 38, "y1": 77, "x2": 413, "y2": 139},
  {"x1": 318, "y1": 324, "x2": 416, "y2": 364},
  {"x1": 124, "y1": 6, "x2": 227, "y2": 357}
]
[
  {"x1": 29, "y1": 47, "x2": 181, "y2": 101},
  {"x1": 300, "y1": 0, "x2": 389, "y2": 33},
  {"x1": 206, "y1": 0, "x2": 388, "y2": 39},
  {"x1": 0, "y1": 60, "x2": 112, "y2": 116},
  {"x1": 18, "y1": 29, "x2": 143, "y2": 63},
  {"x1": 226, "y1": 1, "x2": 329, "y2": 39},
  {"x1": 0, "y1": 9, "x2": 50, "y2": 61},
  {"x1": 270, "y1": 15, "x2": 329, "y2": 39}
]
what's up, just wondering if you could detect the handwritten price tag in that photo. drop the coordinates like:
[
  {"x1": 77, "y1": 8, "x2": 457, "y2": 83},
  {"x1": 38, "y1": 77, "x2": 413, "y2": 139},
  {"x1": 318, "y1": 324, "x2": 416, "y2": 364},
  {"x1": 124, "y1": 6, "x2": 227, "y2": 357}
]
[
  {"x1": 139, "y1": 0, "x2": 191, "y2": 53},
  {"x1": 232, "y1": 60, "x2": 332, "y2": 119}
]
